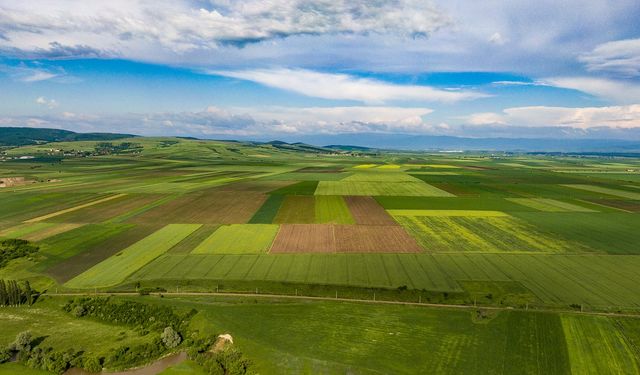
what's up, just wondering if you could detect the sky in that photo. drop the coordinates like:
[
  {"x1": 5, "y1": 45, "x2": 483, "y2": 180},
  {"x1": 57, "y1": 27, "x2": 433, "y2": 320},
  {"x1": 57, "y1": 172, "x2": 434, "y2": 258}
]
[{"x1": 1, "y1": 0, "x2": 640, "y2": 141}]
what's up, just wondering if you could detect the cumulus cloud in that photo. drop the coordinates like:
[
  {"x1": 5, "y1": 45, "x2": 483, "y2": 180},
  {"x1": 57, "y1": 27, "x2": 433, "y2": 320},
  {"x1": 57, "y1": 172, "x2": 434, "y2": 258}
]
[
  {"x1": 579, "y1": 38, "x2": 640, "y2": 77},
  {"x1": 35, "y1": 96, "x2": 58, "y2": 108},
  {"x1": 463, "y1": 104, "x2": 640, "y2": 129},
  {"x1": 210, "y1": 69, "x2": 485, "y2": 103},
  {"x1": 0, "y1": 0, "x2": 449, "y2": 57},
  {"x1": 543, "y1": 77, "x2": 640, "y2": 104}
]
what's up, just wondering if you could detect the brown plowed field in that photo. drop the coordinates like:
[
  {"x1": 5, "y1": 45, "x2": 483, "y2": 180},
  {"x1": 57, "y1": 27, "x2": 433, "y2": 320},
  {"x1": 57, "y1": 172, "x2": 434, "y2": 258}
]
[
  {"x1": 270, "y1": 224, "x2": 335, "y2": 253},
  {"x1": 344, "y1": 196, "x2": 398, "y2": 225},
  {"x1": 270, "y1": 224, "x2": 422, "y2": 253},
  {"x1": 334, "y1": 225, "x2": 422, "y2": 253},
  {"x1": 132, "y1": 192, "x2": 266, "y2": 224}
]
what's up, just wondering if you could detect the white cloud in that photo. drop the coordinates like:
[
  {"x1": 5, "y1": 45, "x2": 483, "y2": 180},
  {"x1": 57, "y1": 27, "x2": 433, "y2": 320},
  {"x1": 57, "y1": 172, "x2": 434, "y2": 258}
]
[
  {"x1": 210, "y1": 69, "x2": 486, "y2": 103},
  {"x1": 488, "y1": 32, "x2": 507, "y2": 45},
  {"x1": 464, "y1": 104, "x2": 640, "y2": 129},
  {"x1": 35, "y1": 96, "x2": 58, "y2": 109},
  {"x1": 0, "y1": 0, "x2": 449, "y2": 56},
  {"x1": 579, "y1": 38, "x2": 640, "y2": 77},
  {"x1": 0, "y1": 64, "x2": 60, "y2": 82},
  {"x1": 543, "y1": 77, "x2": 640, "y2": 104}
]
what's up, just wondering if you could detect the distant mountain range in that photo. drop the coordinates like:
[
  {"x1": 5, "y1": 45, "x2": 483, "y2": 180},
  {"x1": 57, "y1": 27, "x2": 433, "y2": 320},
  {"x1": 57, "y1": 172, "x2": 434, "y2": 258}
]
[{"x1": 2, "y1": 127, "x2": 640, "y2": 153}]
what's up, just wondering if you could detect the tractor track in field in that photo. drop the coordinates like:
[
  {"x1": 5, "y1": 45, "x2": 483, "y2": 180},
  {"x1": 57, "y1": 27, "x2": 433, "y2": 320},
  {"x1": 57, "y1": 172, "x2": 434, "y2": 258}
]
[{"x1": 45, "y1": 291, "x2": 640, "y2": 319}]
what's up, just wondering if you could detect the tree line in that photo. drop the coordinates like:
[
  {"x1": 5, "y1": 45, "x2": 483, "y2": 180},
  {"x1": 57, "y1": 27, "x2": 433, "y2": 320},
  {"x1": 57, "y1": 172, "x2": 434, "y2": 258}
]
[{"x1": 0, "y1": 279, "x2": 36, "y2": 306}]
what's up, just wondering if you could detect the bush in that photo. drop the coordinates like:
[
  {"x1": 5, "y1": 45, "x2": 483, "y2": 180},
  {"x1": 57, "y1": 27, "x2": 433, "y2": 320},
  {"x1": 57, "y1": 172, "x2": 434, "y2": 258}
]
[
  {"x1": 83, "y1": 355, "x2": 102, "y2": 372},
  {"x1": 161, "y1": 327, "x2": 182, "y2": 348},
  {"x1": 12, "y1": 331, "x2": 32, "y2": 352}
]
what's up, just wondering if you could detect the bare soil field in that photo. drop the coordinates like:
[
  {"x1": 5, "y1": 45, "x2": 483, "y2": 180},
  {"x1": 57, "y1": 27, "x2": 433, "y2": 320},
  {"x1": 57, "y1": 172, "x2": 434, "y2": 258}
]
[
  {"x1": 270, "y1": 224, "x2": 335, "y2": 253},
  {"x1": 131, "y1": 192, "x2": 266, "y2": 224},
  {"x1": 334, "y1": 225, "x2": 422, "y2": 253},
  {"x1": 270, "y1": 224, "x2": 421, "y2": 253},
  {"x1": 344, "y1": 196, "x2": 398, "y2": 225}
]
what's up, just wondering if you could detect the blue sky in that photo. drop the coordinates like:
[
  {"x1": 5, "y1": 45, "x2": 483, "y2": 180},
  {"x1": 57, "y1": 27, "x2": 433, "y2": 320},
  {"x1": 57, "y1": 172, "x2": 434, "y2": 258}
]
[{"x1": 1, "y1": 0, "x2": 639, "y2": 140}]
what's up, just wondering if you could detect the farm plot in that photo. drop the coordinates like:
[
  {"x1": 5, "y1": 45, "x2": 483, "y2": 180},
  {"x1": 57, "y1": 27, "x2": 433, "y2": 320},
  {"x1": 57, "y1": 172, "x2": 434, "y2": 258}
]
[
  {"x1": 315, "y1": 181, "x2": 454, "y2": 196},
  {"x1": 315, "y1": 196, "x2": 354, "y2": 224},
  {"x1": 270, "y1": 224, "x2": 335, "y2": 253},
  {"x1": 131, "y1": 192, "x2": 266, "y2": 224},
  {"x1": 168, "y1": 225, "x2": 219, "y2": 253},
  {"x1": 388, "y1": 210, "x2": 508, "y2": 217},
  {"x1": 333, "y1": 225, "x2": 422, "y2": 253},
  {"x1": 24, "y1": 193, "x2": 127, "y2": 222},
  {"x1": 65, "y1": 223, "x2": 201, "y2": 288},
  {"x1": 507, "y1": 198, "x2": 595, "y2": 212},
  {"x1": 273, "y1": 196, "x2": 315, "y2": 223},
  {"x1": 47, "y1": 193, "x2": 164, "y2": 222},
  {"x1": 586, "y1": 199, "x2": 640, "y2": 212},
  {"x1": 270, "y1": 224, "x2": 421, "y2": 253},
  {"x1": 21, "y1": 223, "x2": 85, "y2": 242},
  {"x1": 46, "y1": 223, "x2": 161, "y2": 282},
  {"x1": 395, "y1": 215, "x2": 575, "y2": 253},
  {"x1": 192, "y1": 224, "x2": 279, "y2": 254},
  {"x1": 130, "y1": 252, "x2": 640, "y2": 306},
  {"x1": 561, "y1": 315, "x2": 640, "y2": 375},
  {"x1": 342, "y1": 171, "x2": 422, "y2": 182},
  {"x1": 562, "y1": 184, "x2": 640, "y2": 200},
  {"x1": 37, "y1": 223, "x2": 138, "y2": 271},
  {"x1": 270, "y1": 181, "x2": 318, "y2": 195},
  {"x1": 0, "y1": 222, "x2": 55, "y2": 239},
  {"x1": 344, "y1": 196, "x2": 397, "y2": 225},
  {"x1": 249, "y1": 194, "x2": 285, "y2": 223}
]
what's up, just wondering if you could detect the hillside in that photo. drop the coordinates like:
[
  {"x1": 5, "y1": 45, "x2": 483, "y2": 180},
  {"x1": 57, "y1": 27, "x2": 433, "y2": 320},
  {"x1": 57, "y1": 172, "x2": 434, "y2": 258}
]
[{"x1": 0, "y1": 127, "x2": 135, "y2": 147}]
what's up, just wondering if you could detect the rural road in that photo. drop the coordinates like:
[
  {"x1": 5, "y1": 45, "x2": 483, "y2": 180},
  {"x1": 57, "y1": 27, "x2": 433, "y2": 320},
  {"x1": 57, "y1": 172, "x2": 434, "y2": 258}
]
[{"x1": 45, "y1": 290, "x2": 640, "y2": 319}]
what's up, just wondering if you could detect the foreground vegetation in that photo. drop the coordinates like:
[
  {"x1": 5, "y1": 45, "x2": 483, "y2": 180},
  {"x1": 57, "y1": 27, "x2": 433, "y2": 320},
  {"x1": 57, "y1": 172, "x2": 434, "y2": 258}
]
[{"x1": 1, "y1": 134, "x2": 640, "y2": 373}]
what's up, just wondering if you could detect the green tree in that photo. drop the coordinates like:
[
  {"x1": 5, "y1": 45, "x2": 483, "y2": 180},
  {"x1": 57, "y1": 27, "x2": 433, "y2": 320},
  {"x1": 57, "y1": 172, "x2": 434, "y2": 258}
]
[
  {"x1": 12, "y1": 330, "x2": 32, "y2": 352},
  {"x1": 0, "y1": 279, "x2": 7, "y2": 306},
  {"x1": 161, "y1": 327, "x2": 181, "y2": 348}
]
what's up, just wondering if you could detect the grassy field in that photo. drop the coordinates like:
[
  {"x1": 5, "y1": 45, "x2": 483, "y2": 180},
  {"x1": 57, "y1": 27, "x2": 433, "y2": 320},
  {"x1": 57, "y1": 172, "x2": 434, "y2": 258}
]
[
  {"x1": 192, "y1": 224, "x2": 279, "y2": 254},
  {"x1": 66, "y1": 224, "x2": 201, "y2": 288},
  {"x1": 2, "y1": 137, "x2": 640, "y2": 373}
]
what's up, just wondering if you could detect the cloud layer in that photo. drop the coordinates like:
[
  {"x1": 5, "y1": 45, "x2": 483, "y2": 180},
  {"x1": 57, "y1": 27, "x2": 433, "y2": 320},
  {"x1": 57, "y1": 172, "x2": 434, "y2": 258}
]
[
  {"x1": 0, "y1": 1, "x2": 448, "y2": 56},
  {"x1": 212, "y1": 69, "x2": 485, "y2": 103}
]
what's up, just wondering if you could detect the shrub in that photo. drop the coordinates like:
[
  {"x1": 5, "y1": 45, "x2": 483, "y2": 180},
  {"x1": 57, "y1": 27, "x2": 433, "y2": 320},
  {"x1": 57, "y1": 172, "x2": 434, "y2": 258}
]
[{"x1": 161, "y1": 327, "x2": 181, "y2": 349}]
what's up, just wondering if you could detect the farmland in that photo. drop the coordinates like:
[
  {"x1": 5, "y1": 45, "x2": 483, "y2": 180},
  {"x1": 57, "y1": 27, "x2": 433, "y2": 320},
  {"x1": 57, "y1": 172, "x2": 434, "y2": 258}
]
[{"x1": 1, "y1": 136, "x2": 640, "y2": 373}]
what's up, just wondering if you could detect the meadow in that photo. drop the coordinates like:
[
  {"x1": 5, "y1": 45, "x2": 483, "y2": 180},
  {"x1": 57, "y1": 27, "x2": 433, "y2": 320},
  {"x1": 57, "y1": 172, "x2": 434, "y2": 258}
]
[{"x1": 1, "y1": 136, "x2": 640, "y2": 373}]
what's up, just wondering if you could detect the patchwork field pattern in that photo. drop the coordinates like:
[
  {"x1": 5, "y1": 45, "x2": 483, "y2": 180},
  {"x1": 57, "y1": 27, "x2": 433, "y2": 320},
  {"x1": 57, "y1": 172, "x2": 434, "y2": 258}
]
[
  {"x1": 192, "y1": 224, "x2": 279, "y2": 254},
  {"x1": 66, "y1": 223, "x2": 201, "y2": 288},
  {"x1": 395, "y1": 215, "x2": 576, "y2": 253}
]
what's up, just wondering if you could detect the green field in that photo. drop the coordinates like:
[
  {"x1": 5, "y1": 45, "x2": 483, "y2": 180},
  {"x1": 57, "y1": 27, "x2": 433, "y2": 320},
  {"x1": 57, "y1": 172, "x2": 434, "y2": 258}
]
[
  {"x1": 2, "y1": 136, "x2": 640, "y2": 373},
  {"x1": 192, "y1": 224, "x2": 279, "y2": 254},
  {"x1": 65, "y1": 224, "x2": 201, "y2": 288}
]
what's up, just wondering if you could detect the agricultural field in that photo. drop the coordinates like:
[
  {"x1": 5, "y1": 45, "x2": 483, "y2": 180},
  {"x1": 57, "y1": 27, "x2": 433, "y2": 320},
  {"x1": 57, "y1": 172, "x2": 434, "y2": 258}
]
[{"x1": 1, "y1": 136, "x2": 640, "y2": 373}]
